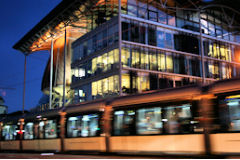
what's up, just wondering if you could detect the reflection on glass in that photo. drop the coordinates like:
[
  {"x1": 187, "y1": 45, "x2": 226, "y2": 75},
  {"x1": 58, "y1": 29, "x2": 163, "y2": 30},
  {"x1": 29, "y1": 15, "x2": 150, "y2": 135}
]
[
  {"x1": 92, "y1": 75, "x2": 119, "y2": 99},
  {"x1": 137, "y1": 107, "x2": 162, "y2": 135},
  {"x1": 2, "y1": 125, "x2": 17, "y2": 140},
  {"x1": 67, "y1": 114, "x2": 100, "y2": 137},
  {"x1": 220, "y1": 95, "x2": 240, "y2": 131},
  {"x1": 114, "y1": 110, "x2": 135, "y2": 135},
  {"x1": 24, "y1": 122, "x2": 34, "y2": 140},
  {"x1": 164, "y1": 104, "x2": 192, "y2": 134},
  {"x1": 45, "y1": 120, "x2": 57, "y2": 139}
]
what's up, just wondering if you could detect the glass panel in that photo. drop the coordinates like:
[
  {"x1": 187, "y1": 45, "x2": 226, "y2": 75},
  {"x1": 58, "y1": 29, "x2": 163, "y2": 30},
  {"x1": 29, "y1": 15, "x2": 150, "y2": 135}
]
[
  {"x1": 164, "y1": 104, "x2": 193, "y2": 133},
  {"x1": 166, "y1": 52, "x2": 173, "y2": 73},
  {"x1": 24, "y1": 122, "x2": 34, "y2": 140},
  {"x1": 148, "y1": 25, "x2": 156, "y2": 46},
  {"x1": 122, "y1": 74, "x2": 130, "y2": 93},
  {"x1": 157, "y1": 29, "x2": 165, "y2": 48},
  {"x1": 67, "y1": 116, "x2": 81, "y2": 137},
  {"x1": 122, "y1": 48, "x2": 131, "y2": 67},
  {"x1": 67, "y1": 114, "x2": 100, "y2": 137},
  {"x1": 219, "y1": 95, "x2": 240, "y2": 131},
  {"x1": 131, "y1": 21, "x2": 139, "y2": 43},
  {"x1": 137, "y1": 107, "x2": 162, "y2": 135},
  {"x1": 114, "y1": 110, "x2": 135, "y2": 135},
  {"x1": 158, "y1": 52, "x2": 166, "y2": 72},
  {"x1": 45, "y1": 120, "x2": 57, "y2": 139},
  {"x1": 2, "y1": 125, "x2": 17, "y2": 140},
  {"x1": 132, "y1": 48, "x2": 140, "y2": 68}
]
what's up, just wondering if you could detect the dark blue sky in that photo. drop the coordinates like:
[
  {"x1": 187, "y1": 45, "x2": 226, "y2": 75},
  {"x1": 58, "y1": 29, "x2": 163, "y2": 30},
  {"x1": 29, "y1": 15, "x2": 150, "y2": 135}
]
[{"x1": 0, "y1": 0, "x2": 61, "y2": 113}]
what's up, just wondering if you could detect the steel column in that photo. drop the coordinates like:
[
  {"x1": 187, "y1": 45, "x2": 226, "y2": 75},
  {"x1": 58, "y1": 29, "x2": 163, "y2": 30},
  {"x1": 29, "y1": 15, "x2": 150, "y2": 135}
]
[
  {"x1": 62, "y1": 27, "x2": 67, "y2": 108},
  {"x1": 118, "y1": 0, "x2": 122, "y2": 96},
  {"x1": 22, "y1": 55, "x2": 27, "y2": 114},
  {"x1": 199, "y1": 10, "x2": 206, "y2": 84},
  {"x1": 49, "y1": 39, "x2": 54, "y2": 109}
]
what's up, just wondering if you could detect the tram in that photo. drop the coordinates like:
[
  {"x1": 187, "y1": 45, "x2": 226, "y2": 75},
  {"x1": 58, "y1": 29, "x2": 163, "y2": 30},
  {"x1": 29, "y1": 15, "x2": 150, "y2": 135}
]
[{"x1": 1, "y1": 78, "x2": 240, "y2": 156}]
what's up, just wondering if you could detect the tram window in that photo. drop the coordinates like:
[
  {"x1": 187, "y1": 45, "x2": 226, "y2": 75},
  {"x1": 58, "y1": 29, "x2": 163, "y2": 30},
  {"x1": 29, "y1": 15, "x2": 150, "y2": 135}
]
[
  {"x1": 24, "y1": 122, "x2": 34, "y2": 140},
  {"x1": 67, "y1": 116, "x2": 81, "y2": 137},
  {"x1": 81, "y1": 114, "x2": 99, "y2": 137},
  {"x1": 219, "y1": 95, "x2": 240, "y2": 131},
  {"x1": 45, "y1": 120, "x2": 58, "y2": 139},
  {"x1": 164, "y1": 104, "x2": 193, "y2": 134},
  {"x1": 2, "y1": 125, "x2": 17, "y2": 140},
  {"x1": 136, "y1": 107, "x2": 162, "y2": 135},
  {"x1": 113, "y1": 110, "x2": 135, "y2": 136},
  {"x1": 67, "y1": 114, "x2": 100, "y2": 138}
]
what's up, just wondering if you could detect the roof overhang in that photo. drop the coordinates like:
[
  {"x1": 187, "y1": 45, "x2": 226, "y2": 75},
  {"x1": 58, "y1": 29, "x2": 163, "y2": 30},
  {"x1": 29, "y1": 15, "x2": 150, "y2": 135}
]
[{"x1": 13, "y1": 0, "x2": 98, "y2": 54}]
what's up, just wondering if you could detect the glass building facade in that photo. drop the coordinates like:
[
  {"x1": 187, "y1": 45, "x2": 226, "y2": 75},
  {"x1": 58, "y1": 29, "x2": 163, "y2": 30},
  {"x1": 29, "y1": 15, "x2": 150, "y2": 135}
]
[{"x1": 71, "y1": 0, "x2": 240, "y2": 104}]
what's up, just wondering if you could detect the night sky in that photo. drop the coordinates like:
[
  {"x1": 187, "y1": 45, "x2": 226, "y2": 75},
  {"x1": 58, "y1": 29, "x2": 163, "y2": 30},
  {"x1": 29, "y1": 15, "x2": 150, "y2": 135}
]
[{"x1": 0, "y1": 0, "x2": 61, "y2": 113}]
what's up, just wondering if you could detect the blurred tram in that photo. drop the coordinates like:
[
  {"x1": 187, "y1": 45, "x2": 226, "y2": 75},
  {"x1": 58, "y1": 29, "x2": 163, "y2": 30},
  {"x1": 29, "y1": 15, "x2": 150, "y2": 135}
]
[{"x1": 1, "y1": 78, "x2": 240, "y2": 156}]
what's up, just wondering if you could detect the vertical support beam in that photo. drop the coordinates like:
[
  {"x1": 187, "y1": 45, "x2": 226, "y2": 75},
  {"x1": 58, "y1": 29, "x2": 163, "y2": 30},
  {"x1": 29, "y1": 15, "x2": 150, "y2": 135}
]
[
  {"x1": 0, "y1": 122, "x2": 2, "y2": 150},
  {"x1": 23, "y1": 55, "x2": 27, "y2": 114},
  {"x1": 199, "y1": 10, "x2": 206, "y2": 84},
  {"x1": 62, "y1": 26, "x2": 67, "y2": 108},
  {"x1": 19, "y1": 118, "x2": 24, "y2": 151},
  {"x1": 59, "y1": 111, "x2": 66, "y2": 152},
  {"x1": 118, "y1": 0, "x2": 122, "y2": 96},
  {"x1": 102, "y1": 105, "x2": 113, "y2": 153},
  {"x1": 199, "y1": 95, "x2": 214, "y2": 155},
  {"x1": 49, "y1": 39, "x2": 54, "y2": 109},
  {"x1": 34, "y1": 122, "x2": 39, "y2": 139}
]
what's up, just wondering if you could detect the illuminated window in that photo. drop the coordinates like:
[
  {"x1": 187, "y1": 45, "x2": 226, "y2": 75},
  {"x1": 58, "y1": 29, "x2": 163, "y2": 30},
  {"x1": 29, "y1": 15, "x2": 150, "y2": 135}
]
[
  {"x1": 140, "y1": 49, "x2": 149, "y2": 69},
  {"x1": 102, "y1": 53, "x2": 108, "y2": 72},
  {"x1": 149, "y1": 50, "x2": 157, "y2": 70},
  {"x1": 108, "y1": 50, "x2": 114, "y2": 67},
  {"x1": 2, "y1": 125, "x2": 17, "y2": 140},
  {"x1": 45, "y1": 120, "x2": 57, "y2": 139},
  {"x1": 92, "y1": 58, "x2": 97, "y2": 74},
  {"x1": 220, "y1": 95, "x2": 240, "y2": 131},
  {"x1": 24, "y1": 122, "x2": 34, "y2": 140},
  {"x1": 113, "y1": 49, "x2": 119, "y2": 64},
  {"x1": 113, "y1": 110, "x2": 135, "y2": 135},
  {"x1": 137, "y1": 107, "x2": 162, "y2": 135},
  {"x1": 92, "y1": 82, "x2": 97, "y2": 97},
  {"x1": 166, "y1": 53, "x2": 173, "y2": 72},
  {"x1": 114, "y1": 75, "x2": 119, "y2": 93},
  {"x1": 158, "y1": 52, "x2": 166, "y2": 71},
  {"x1": 138, "y1": 73, "x2": 150, "y2": 92},
  {"x1": 164, "y1": 104, "x2": 193, "y2": 133},
  {"x1": 122, "y1": 74, "x2": 130, "y2": 92},
  {"x1": 67, "y1": 114, "x2": 100, "y2": 138},
  {"x1": 122, "y1": 48, "x2": 131, "y2": 67},
  {"x1": 97, "y1": 80, "x2": 102, "y2": 96},
  {"x1": 132, "y1": 48, "x2": 140, "y2": 68},
  {"x1": 109, "y1": 76, "x2": 114, "y2": 94},
  {"x1": 103, "y1": 78, "x2": 108, "y2": 95}
]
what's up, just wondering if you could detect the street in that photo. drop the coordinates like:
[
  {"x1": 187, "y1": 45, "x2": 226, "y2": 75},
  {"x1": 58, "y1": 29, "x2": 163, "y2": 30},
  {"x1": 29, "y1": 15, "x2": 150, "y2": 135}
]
[{"x1": 0, "y1": 152, "x2": 233, "y2": 159}]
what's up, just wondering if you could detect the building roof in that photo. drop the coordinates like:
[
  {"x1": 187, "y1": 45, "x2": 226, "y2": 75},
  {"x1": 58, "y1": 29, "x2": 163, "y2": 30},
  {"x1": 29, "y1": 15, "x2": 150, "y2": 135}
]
[{"x1": 13, "y1": 0, "x2": 240, "y2": 54}]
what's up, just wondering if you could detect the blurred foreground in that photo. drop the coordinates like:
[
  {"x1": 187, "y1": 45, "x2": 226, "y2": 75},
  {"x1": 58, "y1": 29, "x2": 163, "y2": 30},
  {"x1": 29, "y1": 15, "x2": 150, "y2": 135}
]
[{"x1": 0, "y1": 153, "x2": 232, "y2": 159}]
